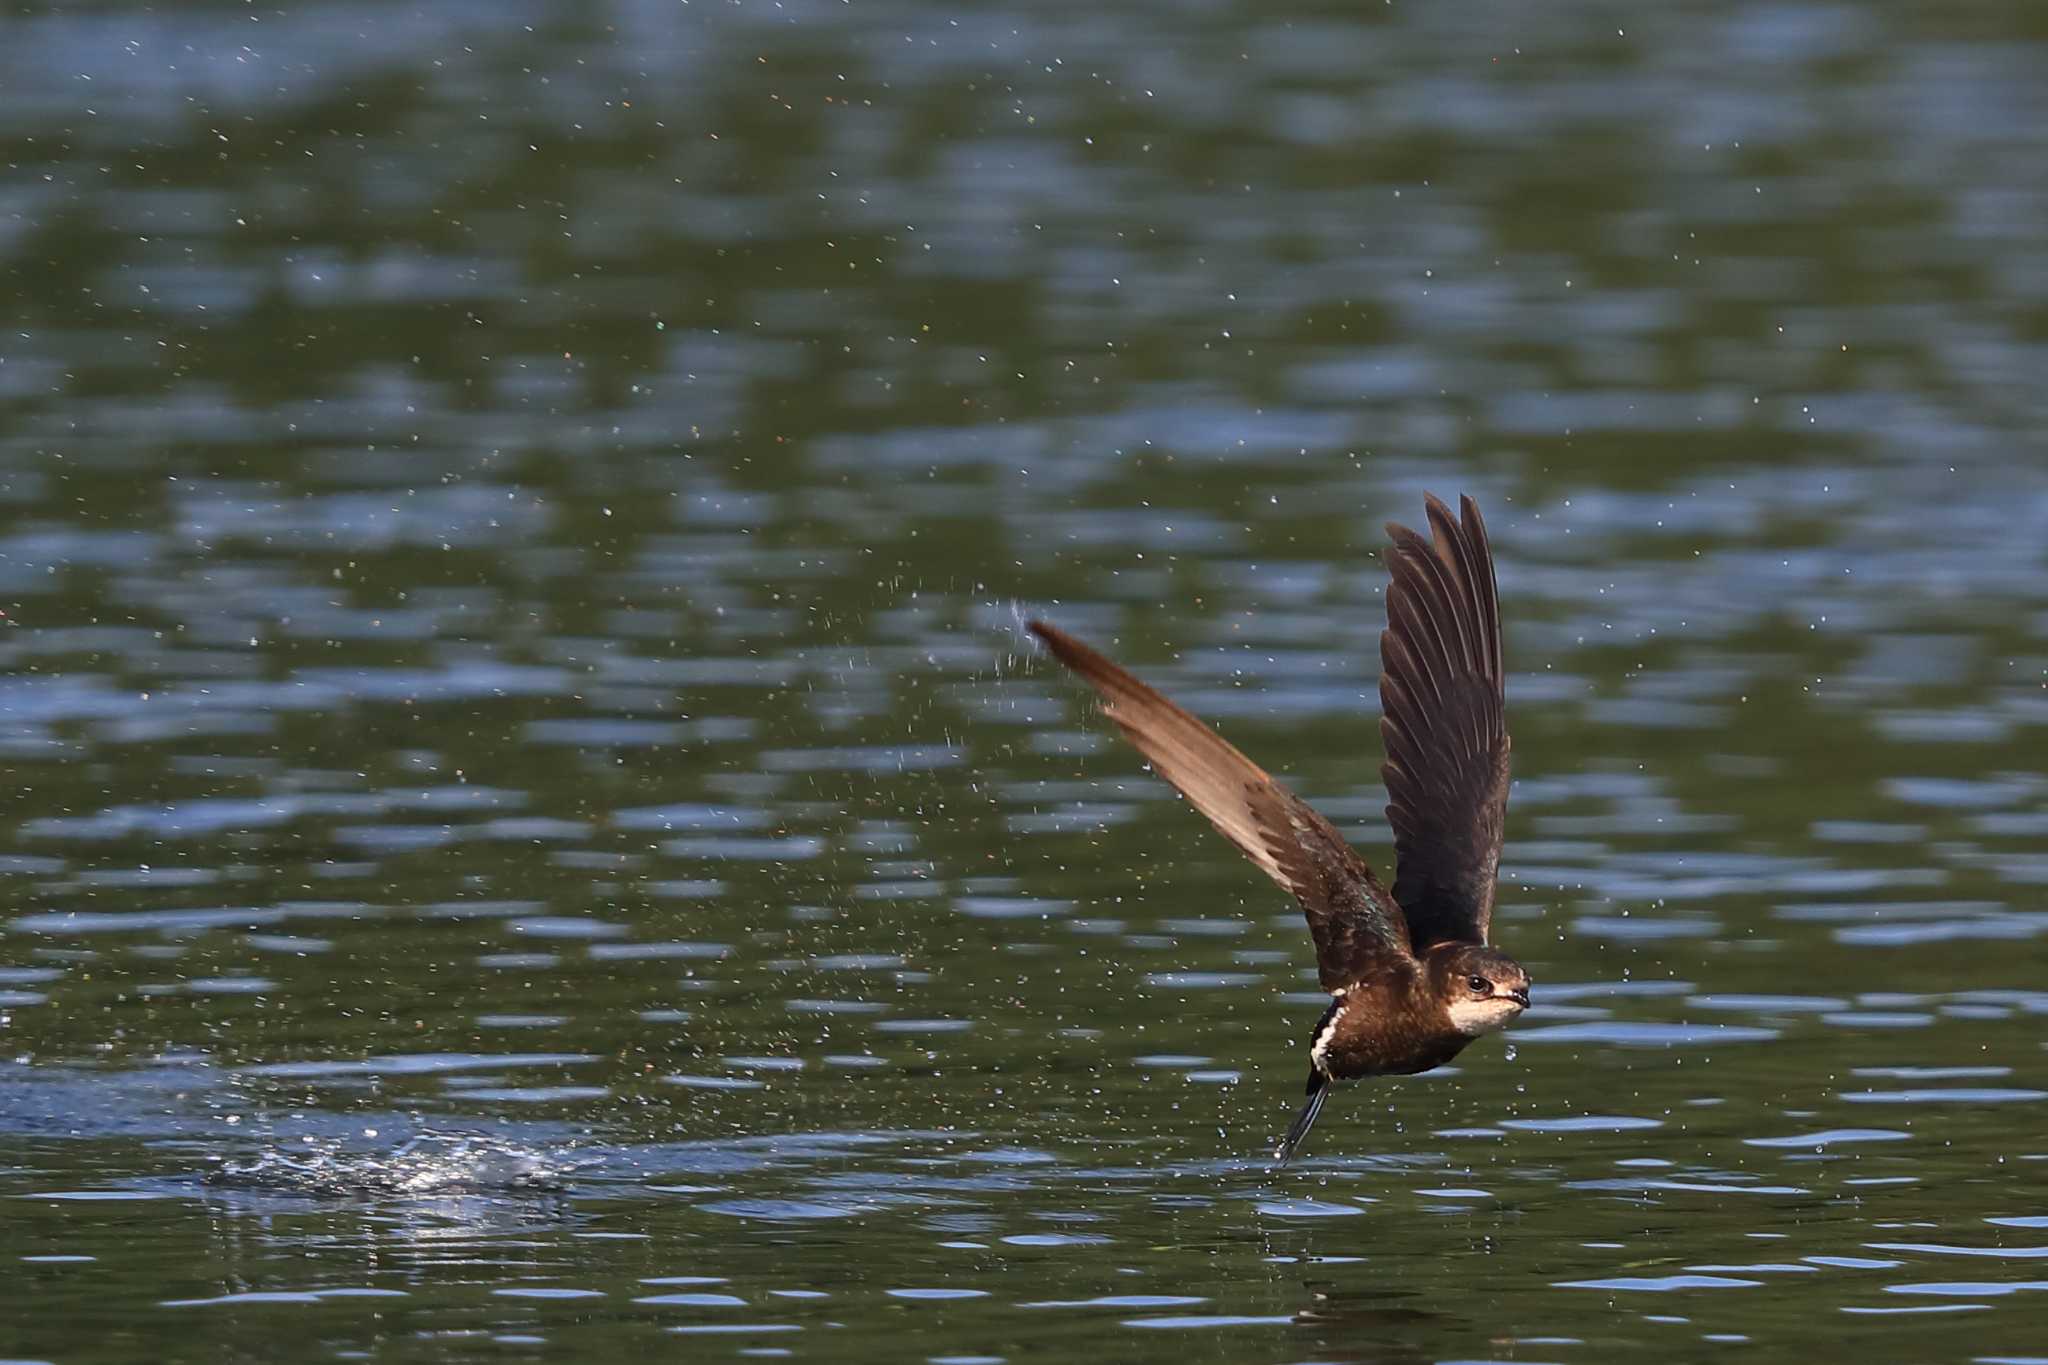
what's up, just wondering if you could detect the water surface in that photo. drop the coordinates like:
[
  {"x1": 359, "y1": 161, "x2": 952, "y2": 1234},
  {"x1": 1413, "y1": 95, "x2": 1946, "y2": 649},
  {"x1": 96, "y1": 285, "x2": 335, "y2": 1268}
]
[{"x1": 3, "y1": 1, "x2": 2047, "y2": 1361}]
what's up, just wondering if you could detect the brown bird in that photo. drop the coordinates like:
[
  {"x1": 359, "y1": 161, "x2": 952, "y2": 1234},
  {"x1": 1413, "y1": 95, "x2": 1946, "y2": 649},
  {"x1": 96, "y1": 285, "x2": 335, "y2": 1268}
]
[{"x1": 1030, "y1": 494, "x2": 1526, "y2": 1161}]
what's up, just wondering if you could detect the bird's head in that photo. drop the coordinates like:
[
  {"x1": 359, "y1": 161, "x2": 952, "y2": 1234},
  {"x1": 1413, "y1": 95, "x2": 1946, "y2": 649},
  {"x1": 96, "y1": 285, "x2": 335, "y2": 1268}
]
[{"x1": 1428, "y1": 944, "x2": 1532, "y2": 1037}]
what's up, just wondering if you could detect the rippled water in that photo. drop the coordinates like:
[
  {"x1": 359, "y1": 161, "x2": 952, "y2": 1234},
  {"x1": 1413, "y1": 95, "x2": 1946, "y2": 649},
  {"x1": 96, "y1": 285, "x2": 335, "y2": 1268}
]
[{"x1": 3, "y1": 0, "x2": 2047, "y2": 1361}]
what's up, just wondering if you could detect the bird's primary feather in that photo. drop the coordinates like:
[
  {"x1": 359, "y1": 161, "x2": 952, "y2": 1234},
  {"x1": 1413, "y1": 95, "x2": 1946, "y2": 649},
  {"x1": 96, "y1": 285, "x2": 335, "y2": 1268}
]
[
  {"x1": 1026, "y1": 620, "x2": 1413, "y2": 987},
  {"x1": 1379, "y1": 494, "x2": 1510, "y2": 950}
]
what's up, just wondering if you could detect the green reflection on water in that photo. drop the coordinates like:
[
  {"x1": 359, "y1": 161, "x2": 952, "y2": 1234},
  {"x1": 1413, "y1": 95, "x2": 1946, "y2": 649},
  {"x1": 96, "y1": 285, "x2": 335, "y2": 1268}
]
[{"x1": 3, "y1": 0, "x2": 2047, "y2": 1360}]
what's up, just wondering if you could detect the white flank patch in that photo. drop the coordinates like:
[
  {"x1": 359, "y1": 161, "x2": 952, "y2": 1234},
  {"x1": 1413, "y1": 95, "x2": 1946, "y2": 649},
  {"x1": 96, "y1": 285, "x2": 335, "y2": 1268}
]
[{"x1": 1310, "y1": 1006, "x2": 1346, "y2": 1068}]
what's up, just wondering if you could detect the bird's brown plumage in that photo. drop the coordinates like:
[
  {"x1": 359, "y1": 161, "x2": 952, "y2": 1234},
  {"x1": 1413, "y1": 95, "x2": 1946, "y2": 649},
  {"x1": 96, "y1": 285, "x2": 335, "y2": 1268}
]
[
  {"x1": 1028, "y1": 493, "x2": 1520, "y2": 1161},
  {"x1": 1379, "y1": 494, "x2": 1510, "y2": 950},
  {"x1": 1025, "y1": 620, "x2": 1412, "y2": 988}
]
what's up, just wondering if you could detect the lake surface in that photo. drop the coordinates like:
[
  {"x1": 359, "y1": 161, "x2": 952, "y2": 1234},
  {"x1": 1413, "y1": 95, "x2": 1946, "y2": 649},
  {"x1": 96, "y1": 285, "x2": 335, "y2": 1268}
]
[{"x1": 3, "y1": 1, "x2": 2047, "y2": 1361}]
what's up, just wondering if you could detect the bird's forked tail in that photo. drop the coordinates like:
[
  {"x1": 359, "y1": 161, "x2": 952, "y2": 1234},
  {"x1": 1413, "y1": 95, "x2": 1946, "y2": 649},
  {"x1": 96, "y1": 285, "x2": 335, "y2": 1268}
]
[{"x1": 1273, "y1": 1069, "x2": 1330, "y2": 1163}]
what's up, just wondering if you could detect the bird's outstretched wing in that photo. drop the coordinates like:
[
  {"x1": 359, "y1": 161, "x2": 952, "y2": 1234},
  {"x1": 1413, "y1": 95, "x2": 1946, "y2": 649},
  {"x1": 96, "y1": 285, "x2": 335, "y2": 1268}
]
[
  {"x1": 1379, "y1": 494, "x2": 1511, "y2": 950},
  {"x1": 1029, "y1": 619, "x2": 1412, "y2": 989}
]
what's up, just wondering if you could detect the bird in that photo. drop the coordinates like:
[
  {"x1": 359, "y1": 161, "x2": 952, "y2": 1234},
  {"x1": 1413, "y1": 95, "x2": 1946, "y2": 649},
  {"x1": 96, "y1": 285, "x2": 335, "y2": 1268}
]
[{"x1": 1028, "y1": 493, "x2": 1527, "y2": 1162}]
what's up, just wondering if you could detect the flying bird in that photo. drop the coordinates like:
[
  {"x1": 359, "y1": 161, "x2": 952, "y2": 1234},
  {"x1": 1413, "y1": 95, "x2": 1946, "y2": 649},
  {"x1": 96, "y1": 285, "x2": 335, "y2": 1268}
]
[{"x1": 1030, "y1": 494, "x2": 1526, "y2": 1161}]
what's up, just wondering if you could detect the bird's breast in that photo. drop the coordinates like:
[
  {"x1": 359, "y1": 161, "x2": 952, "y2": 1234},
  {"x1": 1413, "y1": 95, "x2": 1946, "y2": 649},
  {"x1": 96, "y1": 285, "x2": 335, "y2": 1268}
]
[{"x1": 1317, "y1": 987, "x2": 1472, "y2": 1079}]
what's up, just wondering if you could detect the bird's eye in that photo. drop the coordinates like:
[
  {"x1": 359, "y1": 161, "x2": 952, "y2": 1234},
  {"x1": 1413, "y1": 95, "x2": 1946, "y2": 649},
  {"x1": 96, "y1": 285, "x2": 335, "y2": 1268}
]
[{"x1": 1466, "y1": 974, "x2": 1489, "y2": 994}]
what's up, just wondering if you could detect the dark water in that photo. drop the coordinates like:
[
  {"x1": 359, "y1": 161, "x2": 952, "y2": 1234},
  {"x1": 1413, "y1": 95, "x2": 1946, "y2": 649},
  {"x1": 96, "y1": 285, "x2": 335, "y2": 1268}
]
[{"x1": 4, "y1": 1, "x2": 2047, "y2": 1361}]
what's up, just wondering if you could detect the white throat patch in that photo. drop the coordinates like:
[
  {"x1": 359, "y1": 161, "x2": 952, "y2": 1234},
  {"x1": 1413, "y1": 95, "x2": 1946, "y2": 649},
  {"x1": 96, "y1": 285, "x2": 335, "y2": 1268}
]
[{"x1": 1447, "y1": 996, "x2": 1522, "y2": 1038}]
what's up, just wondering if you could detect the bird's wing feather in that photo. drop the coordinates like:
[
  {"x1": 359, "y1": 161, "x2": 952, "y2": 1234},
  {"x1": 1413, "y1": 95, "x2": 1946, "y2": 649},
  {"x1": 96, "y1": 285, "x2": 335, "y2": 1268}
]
[
  {"x1": 1379, "y1": 494, "x2": 1511, "y2": 949},
  {"x1": 1029, "y1": 619, "x2": 1412, "y2": 988}
]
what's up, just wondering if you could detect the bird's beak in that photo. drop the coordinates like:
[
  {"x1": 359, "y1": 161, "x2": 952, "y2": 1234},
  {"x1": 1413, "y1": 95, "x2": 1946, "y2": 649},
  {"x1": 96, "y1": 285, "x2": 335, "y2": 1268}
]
[{"x1": 1504, "y1": 988, "x2": 1531, "y2": 1010}]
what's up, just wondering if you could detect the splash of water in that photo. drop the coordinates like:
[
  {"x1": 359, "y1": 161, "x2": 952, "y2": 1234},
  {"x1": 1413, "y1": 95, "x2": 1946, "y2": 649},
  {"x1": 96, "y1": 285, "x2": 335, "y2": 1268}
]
[{"x1": 206, "y1": 1131, "x2": 597, "y2": 1196}]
